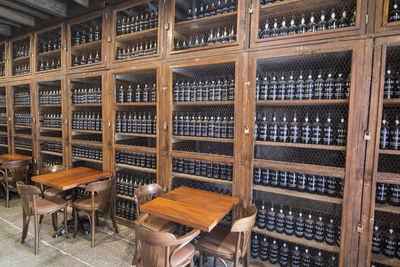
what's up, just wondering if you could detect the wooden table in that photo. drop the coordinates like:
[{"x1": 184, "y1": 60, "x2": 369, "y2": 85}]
[
  {"x1": 32, "y1": 167, "x2": 112, "y2": 191},
  {"x1": 141, "y1": 186, "x2": 239, "y2": 232},
  {"x1": 0, "y1": 154, "x2": 32, "y2": 163}
]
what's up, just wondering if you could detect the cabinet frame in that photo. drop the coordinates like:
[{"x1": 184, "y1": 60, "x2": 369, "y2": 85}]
[
  {"x1": 0, "y1": 41, "x2": 9, "y2": 80},
  {"x1": 373, "y1": 0, "x2": 400, "y2": 36}
]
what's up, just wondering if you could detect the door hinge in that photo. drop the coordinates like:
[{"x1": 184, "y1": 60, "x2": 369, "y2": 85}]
[
  {"x1": 164, "y1": 22, "x2": 170, "y2": 30},
  {"x1": 366, "y1": 14, "x2": 369, "y2": 25},
  {"x1": 356, "y1": 223, "x2": 364, "y2": 233},
  {"x1": 364, "y1": 131, "x2": 371, "y2": 141},
  {"x1": 107, "y1": 36, "x2": 111, "y2": 42},
  {"x1": 248, "y1": 4, "x2": 254, "y2": 14}
]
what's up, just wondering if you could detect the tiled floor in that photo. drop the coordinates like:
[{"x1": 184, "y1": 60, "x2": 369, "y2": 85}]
[{"x1": 0, "y1": 194, "x2": 235, "y2": 267}]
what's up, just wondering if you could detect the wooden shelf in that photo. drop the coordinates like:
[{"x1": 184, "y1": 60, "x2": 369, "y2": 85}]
[
  {"x1": 0, "y1": 105, "x2": 7, "y2": 108},
  {"x1": 72, "y1": 103, "x2": 102, "y2": 107},
  {"x1": 12, "y1": 56, "x2": 30, "y2": 62},
  {"x1": 0, "y1": 132, "x2": 7, "y2": 136},
  {"x1": 72, "y1": 156, "x2": 102, "y2": 164},
  {"x1": 383, "y1": 98, "x2": 400, "y2": 105},
  {"x1": 253, "y1": 159, "x2": 345, "y2": 178},
  {"x1": 254, "y1": 141, "x2": 346, "y2": 151},
  {"x1": 171, "y1": 150, "x2": 234, "y2": 163},
  {"x1": 72, "y1": 129, "x2": 102, "y2": 134},
  {"x1": 0, "y1": 123, "x2": 7, "y2": 126},
  {"x1": 172, "y1": 42, "x2": 239, "y2": 54},
  {"x1": 13, "y1": 134, "x2": 31, "y2": 138},
  {"x1": 116, "y1": 28, "x2": 158, "y2": 43},
  {"x1": 71, "y1": 140, "x2": 103, "y2": 147},
  {"x1": 116, "y1": 194, "x2": 135, "y2": 201},
  {"x1": 116, "y1": 102, "x2": 156, "y2": 107},
  {"x1": 0, "y1": 144, "x2": 8, "y2": 148},
  {"x1": 115, "y1": 163, "x2": 156, "y2": 173},
  {"x1": 379, "y1": 149, "x2": 400, "y2": 155},
  {"x1": 37, "y1": 49, "x2": 61, "y2": 57},
  {"x1": 14, "y1": 147, "x2": 32, "y2": 152},
  {"x1": 41, "y1": 150, "x2": 63, "y2": 157},
  {"x1": 14, "y1": 125, "x2": 31, "y2": 129},
  {"x1": 116, "y1": 216, "x2": 135, "y2": 227},
  {"x1": 252, "y1": 227, "x2": 339, "y2": 253},
  {"x1": 39, "y1": 136, "x2": 62, "y2": 142},
  {"x1": 376, "y1": 172, "x2": 400, "y2": 184},
  {"x1": 375, "y1": 203, "x2": 400, "y2": 215},
  {"x1": 371, "y1": 253, "x2": 400, "y2": 267},
  {"x1": 253, "y1": 185, "x2": 342, "y2": 204},
  {"x1": 14, "y1": 105, "x2": 30, "y2": 108},
  {"x1": 173, "y1": 135, "x2": 234, "y2": 143},
  {"x1": 172, "y1": 172, "x2": 233, "y2": 185},
  {"x1": 115, "y1": 132, "x2": 156, "y2": 138},
  {"x1": 40, "y1": 104, "x2": 61, "y2": 108},
  {"x1": 175, "y1": 11, "x2": 237, "y2": 28},
  {"x1": 41, "y1": 127, "x2": 62, "y2": 131},
  {"x1": 71, "y1": 40, "x2": 101, "y2": 52},
  {"x1": 256, "y1": 99, "x2": 348, "y2": 106},
  {"x1": 174, "y1": 101, "x2": 234, "y2": 106},
  {"x1": 259, "y1": 0, "x2": 343, "y2": 15},
  {"x1": 114, "y1": 144, "x2": 156, "y2": 154},
  {"x1": 250, "y1": 258, "x2": 279, "y2": 267}
]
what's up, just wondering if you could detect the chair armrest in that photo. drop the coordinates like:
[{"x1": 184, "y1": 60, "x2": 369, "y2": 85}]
[
  {"x1": 170, "y1": 229, "x2": 200, "y2": 266},
  {"x1": 135, "y1": 213, "x2": 149, "y2": 226},
  {"x1": 0, "y1": 169, "x2": 5, "y2": 177}
]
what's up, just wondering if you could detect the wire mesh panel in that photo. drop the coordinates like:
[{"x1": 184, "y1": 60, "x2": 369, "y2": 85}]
[
  {"x1": 0, "y1": 44, "x2": 6, "y2": 77},
  {"x1": 257, "y1": 0, "x2": 357, "y2": 42},
  {"x1": 388, "y1": 0, "x2": 400, "y2": 23},
  {"x1": 0, "y1": 86, "x2": 7, "y2": 142},
  {"x1": 115, "y1": 1, "x2": 159, "y2": 61},
  {"x1": 11, "y1": 37, "x2": 31, "y2": 76},
  {"x1": 36, "y1": 27, "x2": 62, "y2": 72},
  {"x1": 173, "y1": 0, "x2": 238, "y2": 52},
  {"x1": 12, "y1": 84, "x2": 31, "y2": 137}
]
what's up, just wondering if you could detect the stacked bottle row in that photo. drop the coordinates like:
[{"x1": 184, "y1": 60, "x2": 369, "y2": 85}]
[
  {"x1": 116, "y1": 198, "x2": 136, "y2": 221},
  {"x1": 172, "y1": 179, "x2": 232, "y2": 196},
  {"x1": 72, "y1": 24, "x2": 102, "y2": 46},
  {"x1": 73, "y1": 135, "x2": 102, "y2": 143},
  {"x1": 0, "y1": 95, "x2": 6, "y2": 106},
  {"x1": 0, "y1": 112, "x2": 6, "y2": 124},
  {"x1": 38, "y1": 36, "x2": 61, "y2": 54},
  {"x1": 255, "y1": 202, "x2": 340, "y2": 246},
  {"x1": 42, "y1": 113, "x2": 62, "y2": 128},
  {"x1": 13, "y1": 43, "x2": 29, "y2": 59},
  {"x1": 14, "y1": 112, "x2": 31, "y2": 126},
  {"x1": 256, "y1": 72, "x2": 350, "y2": 101},
  {"x1": 376, "y1": 183, "x2": 400, "y2": 206},
  {"x1": 72, "y1": 51, "x2": 101, "y2": 66},
  {"x1": 371, "y1": 223, "x2": 400, "y2": 259},
  {"x1": 72, "y1": 87, "x2": 102, "y2": 104},
  {"x1": 173, "y1": 113, "x2": 234, "y2": 139},
  {"x1": 174, "y1": 26, "x2": 237, "y2": 51},
  {"x1": 260, "y1": 0, "x2": 287, "y2": 5},
  {"x1": 116, "y1": 40, "x2": 157, "y2": 60},
  {"x1": 72, "y1": 145, "x2": 102, "y2": 160},
  {"x1": 255, "y1": 113, "x2": 347, "y2": 146},
  {"x1": 174, "y1": 77, "x2": 235, "y2": 102},
  {"x1": 39, "y1": 89, "x2": 62, "y2": 105},
  {"x1": 38, "y1": 60, "x2": 61, "y2": 71},
  {"x1": 14, "y1": 138, "x2": 32, "y2": 149},
  {"x1": 259, "y1": 8, "x2": 356, "y2": 39},
  {"x1": 115, "y1": 151, "x2": 156, "y2": 169},
  {"x1": 389, "y1": 0, "x2": 400, "y2": 22},
  {"x1": 0, "y1": 68, "x2": 5, "y2": 77},
  {"x1": 116, "y1": 10, "x2": 158, "y2": 36},
  {"x1": 13, "y1": 64, "x2": 30, "y2": 76},
  {"x1": 116, "y1": 171, "x2": 156, "y2": 197},
  {"x1": 72, "y1": 112, "x2": 102, "y2": 132},
  {"x1": 254, "y1": 168, "x2": 344, "y2": 198},
  {"x1": 117, "y1": 83, "x2": 156, "y2": 103},
  {"x1": 172, "y1": 157, "x2": 233, "y2": 181},
  {"x1": 251, "y1": 234, "x2": 339, "y2": 267},
  {"x1": 0, "y1": 46, "x2": 4, "y2": 62},
  {"x1": 0, "y1": 136, "x2": 7, "y2": 145},
  {"x1": 41, "y1": 141, "x2": 62, "y2": 153},
  {"x1": 115, "y1": 112, "x2": 156, "y2": 135},
  {"x1": 183, "y1": 0, "x2": 237, "y2": 22},
  {"x1": 42, "y1": 158, "x2": 62, "y2": 166},
  {"x1": 384, "y1": 66, "x2": 400, "y2": 99},
  {"x1": 14, "y1": 91, "x2": 30, "y2": 105},
  {"x1": 380, "y1": 115, "x2": 400, "y2": 150}
]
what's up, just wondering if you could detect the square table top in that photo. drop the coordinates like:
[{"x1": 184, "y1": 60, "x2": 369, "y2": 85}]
[
  {"x1": 140, "y1": 186, "x2": 239, "y2": 232},
  {"x1": 32, "y1": 167, "x2": 112, "y2": 191},
  {"x1": 0, "y1": 154, "x2": 32, "y2": 163}
]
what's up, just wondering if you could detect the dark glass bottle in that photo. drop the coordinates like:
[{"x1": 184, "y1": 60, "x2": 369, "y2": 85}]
[
  {"x1": 285, "y1": 209, "x2": 295, "y2": 236},
  {"x1": 326, "y1": 218, "x2": 337, "y2": 246},
  {"x1": 316, "y1": 176, "x2": 327, "y2": 195},
  {"x1": 279, "y1": 113, "x2": 289, "y2": 143},
  {"x1": 257, "y1": 202, "x2": 267, "y2": 229},
  {"x1": 307, "y1": 174, "x2": 317, "y2": 194},
  {"x1": 311, "y1": 114, "x2": 322, "y2": 145},
  {"x1": 390, "y1": 116, "x2": 400, "y2": 150},
  {"x1": 269, "y1": 240, "x2": 279, "y2": 264},
  {"x1": 297, "y1": 174, "x2": 307, "y2": 192},
  {"x1": 384, "y1": 228, "x2": 397, "y2": 258},
  {"x1": 335, "y1": 73, "x2": 346, "y2": 99},
  {"x1": 271, "y1": 170, "x2": 279, "y2": 187},
  {"x1": 301, "y1": 248, "x2": 312, "y2": 267},
  {"x1": 290, "y1": 112, "x2": 300, "y2": 143},
  {"x1": 336, "y1": 117, "x2": 347, "y2": 146},
  {"x1": 278, "y1": 73, "x2": 287, "y2": 100},
  {"x1": 304, "y1": 213, "x2": 315, "y2": 240},
  {"x1": 261, "y1": 73, "x2": 269, "y2": 101},
  {"x1": 254, "y1": 168, "x2": 262, "y2": 185},
  {"x1": 280, "y1": 171, "x2": 288, "y2": 188},
  {"x1": 338, "y1": 10, "x2": 348, "y2": 28},
  {"x1": 269, "y1": 112, "x2": 279, "y2": 142},
  {"x1": 260, "y1": 236, "x2": 269, "y2": 261},
  {"x1": 286, "y1": 73, "x2": 296, "y2": 100},
  {"x1": 315, "y1": 252, "x2": 324, "y2": 267},
  {"x1": 261, "y1": 20, "x2": 271, "y2": 38},
  {"x1": 328, "y1": 8, "x2": 338, "y2": 29},
  {"x1": 318, "y1": 10, "x2": 327, "y2": 31},
  {"x1": 280, "y1": 17, "x2": 288, "y2": 36},
  {"x1": 288, "y1": 16, "x2": 298, "y2": 35},
  {"x1": 295, "y1": 211, "x2": 305, "y2": 238},
  {"x1": 380, "y1": 115, "x2": 390, "y2": 149},
  {"x1": 326, "y1": 177, "x2": 337, "y2": 197},
  {"x1": 251, "y1": 234, "x2": 260, "y2": 258},
  {"x1": 385, "y1": 66, "x2": 395, "y2": 99},
  {"x1": 288, "y1": 172, "x2": 297, "y2": 190},
  {"x1": 390, "y1": 0, "x2": 400, "y2": 22},
  {"x1": 295, "y1": 72, "x2": 305, "y2": 100},
  {"x1": 389, "y1": 184, "x2": 400, "y2": 206},
  {"x1": 304, "y1": 72, "x2": 314, "y2": 100},
  {"x1": 308, "y1": 12, "x2": 318, "y2": 32},
  {"x1": 279, "y1": 243, "x2": 289, "y2": 267},
  {"x1": 271, "y1": 19, "x2": 280, "y2": 37},
  {"x1": 371, "y1": 225, "x2": 382, "y2": 254},
  {"x1": 376, "y1": 182, "x2": 388, "y2": 204},
  {"x1": 323, "y1": 114, "x2": 334, "y2": 145},
  {"x1": 315, "y1": 216, "x2": 326, "y2": 242},
  {"x1": 302, "y1": 113, "x2": 312, "y2": 144},
  {"x1": 262, "y1": 168, "x2": 271, "y2": 186},
  {"x1": 258, "y1": 114, "x2": 268, "y2": 141},
  {"x1": 269, "y1": 73, "x2": 278, "y2": 100},
  {"x1": 266, "y1": 205, "x2": 276, "y2": 231},
  {"x1": 298, "y1": 14, "x2": 307, "y2": 34},
  {"x1": 276, "y1": 206, "x2": 285, "y2": 233},
  {"x1": 291, "y1": 246, "x2": 301, "y2": 267}
]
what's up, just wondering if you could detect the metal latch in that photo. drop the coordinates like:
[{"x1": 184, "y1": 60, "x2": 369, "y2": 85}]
[
  {"x1": 108, "y1": 120, "x2": 111, "y2": 128},
  {"x1": 364, "y1": 131, "x2": 371, "y2": 141},
  {"x1": 107, "y1": 36, "x2": 111, "y2": 42},
  {"x1": 356, "y1": 223, "x2": 363, "y2": 233},
  {"x1": 248, "y1": 4, "x2": 254, "y2": 14},
  {"x1": 163, "y1": 121, "x2": 168, "y2": 130},
  {"x1": 244, "y1": 125, "x2": 249, "y2": 134},
  {"x1": 164, "y1": 22, "x2": 170, "y2": 30}
]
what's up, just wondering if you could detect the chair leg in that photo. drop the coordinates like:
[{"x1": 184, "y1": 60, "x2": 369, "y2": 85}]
[
  {"x1": 34, "y1": 214, "x2": 39, "y2": 255},
  {"x1": 51, "y1": 212, "x2": 58, "y2": 231},
  {"x1": 189, "y1": 255, "x2": 194, "y2": 267},
  {"x1": 39, "y1": 215, "x2": 44, "y2": 224},
  {"x1": 5, "y1": 184, "x2": 8, "y2": 208},
  {"x1": 91, "y1": 209, "x2": 95, "y2": 248},
  {"x1": 21, "y1": 213, "x2": 30, "y2": 244},
  {"x1": 110, "y1": 207, "x2": 119, "y2": 233},
  {"x1": 63, "y1": 208, "x2": 69, "y2": 238},
  {"x1": 132, "y1": 238, "x2": 140, "y2": 265},
  {"x1": 95, "y1": 211, "x2": 99, "y2": 226},
  {"x1": 214, "y1": 257, "x2": 217, "y2": 267},
  {"x1": 73, "y1": 208, "x2": 78, "y2": 238},
  {"x1": 199, "y1": 251, "x2": 203, "y2": 267}
]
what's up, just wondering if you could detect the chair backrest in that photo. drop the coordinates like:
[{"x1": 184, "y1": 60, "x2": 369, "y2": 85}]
[
  {"x1": 39, "y1": 165, "x2": 66, "y2": 175},
  {"x1": 230, "y1": 204, "x2": 257, "y2": 257},
  {"x1": 134, "y1": 183, "x2": 163, "y2": 217},
  {"x1": 0, "y1": 160, "x2": 29, "y2": 183},
  {"x1": 85, "y1": 179, "x2": 113, "y2": 211},
  {"x1": 16, "y1": 181, "x2": 41, "y2": 216}
]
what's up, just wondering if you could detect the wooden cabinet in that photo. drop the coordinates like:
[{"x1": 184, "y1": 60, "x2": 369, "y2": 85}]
[
  {"x1": 34, "y1": 24, "x2": 66, "y2": 75},
  {"x1": 0, "y1": 84, "x2": 9, "y2": 154},
  {"x1": 0, "y1": 42, "x2": 8, "y2": 80},
  {"x1": 9, "y1": 34, "x2": 33, "y2": 79},
  {"x1": 374, "y1": 0, "x2": 400, "y2": 35}
]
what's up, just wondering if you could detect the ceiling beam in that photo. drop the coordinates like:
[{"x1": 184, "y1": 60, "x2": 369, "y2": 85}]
[
  {"x1": 0, "y1": 18, "x2": 21, "y2": 28},
  {"x1": 0, "y1": 24, "x2": 11, "y2": 36},
  {"x1": 14, "y1": 0, "x2": 66, "y2": 17},
  {"x1": 73, "y1": 0, "x2": 89, "y2": 8},
  {"x1": 0, "y1": 0, "x2": 49, "y2": 20},
  {"x1": 0, "y1": 6, "x2": 35, "y2": 27}
]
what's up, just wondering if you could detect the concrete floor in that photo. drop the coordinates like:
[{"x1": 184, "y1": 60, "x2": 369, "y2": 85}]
[{"x1": 0, "y1": 193, "x2": 234, "y2": 267}]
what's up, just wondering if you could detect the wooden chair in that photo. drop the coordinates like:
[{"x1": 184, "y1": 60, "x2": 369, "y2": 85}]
[
  {"x1": 73, "y1": 179, "x2": 119, "y2": 247},
  {"x1": 134, "y1": 213, "x2": 200, "y2": 267},
  {"x1": 0, "y1": 160, "x2": 29, "y2": 208},
  {"x1": 16, "y1": 181, "x2": 69, "y2": 255},
  {"x1": 133, "y1": 184, "x2": 178, "y2": 264},
  {"x1": 38, "y1": 165, "x2": 70, "y2": 231},
  {"x1": 197, "y1": 204, "x2": 257, "y2": 267}
]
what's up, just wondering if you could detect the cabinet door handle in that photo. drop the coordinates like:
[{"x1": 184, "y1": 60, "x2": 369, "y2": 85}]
[{"x1": 108, "y1": 121, "x2": 111, "y2": 128}]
